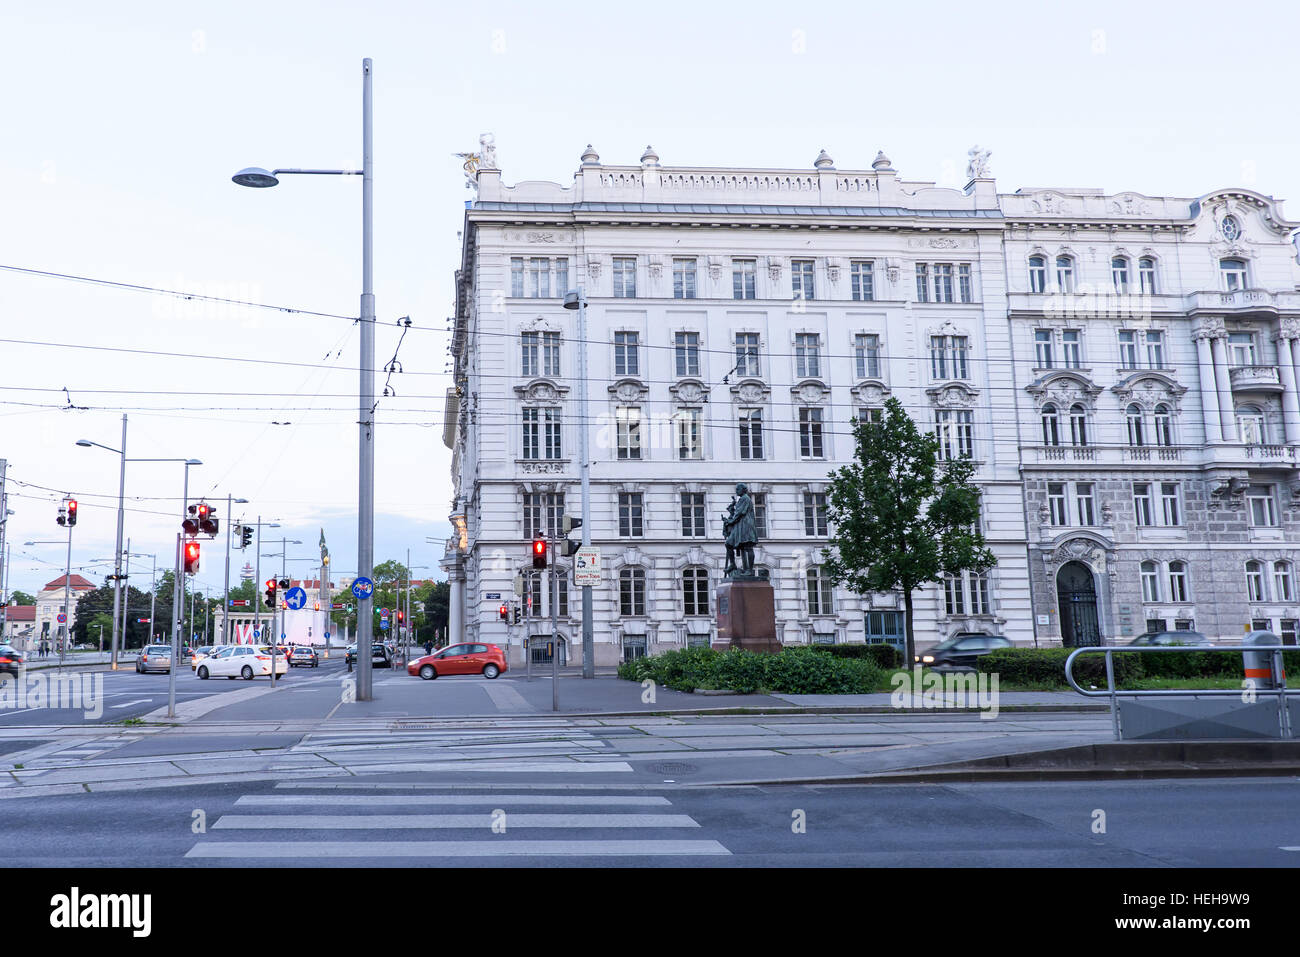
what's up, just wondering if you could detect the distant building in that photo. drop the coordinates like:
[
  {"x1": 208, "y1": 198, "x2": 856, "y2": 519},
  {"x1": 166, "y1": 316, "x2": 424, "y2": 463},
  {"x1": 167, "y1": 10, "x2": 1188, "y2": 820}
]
[
  {"x1": 35, "y1": 574, "x2": 97, "y2": 649},
  {"x1": 2, "y1": 605, "x2": 36, "y2": 651}
]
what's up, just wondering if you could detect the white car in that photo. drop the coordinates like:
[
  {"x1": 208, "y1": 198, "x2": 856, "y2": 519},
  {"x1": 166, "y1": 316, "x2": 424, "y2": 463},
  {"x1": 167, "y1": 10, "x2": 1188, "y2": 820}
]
[{"x1": 195, "y1": 644, "x2": 288, "y2": 680}]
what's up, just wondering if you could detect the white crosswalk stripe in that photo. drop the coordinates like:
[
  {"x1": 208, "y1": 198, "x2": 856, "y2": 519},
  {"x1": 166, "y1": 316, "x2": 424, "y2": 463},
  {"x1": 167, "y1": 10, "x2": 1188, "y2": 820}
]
[{"x1": 186, "y1": 789, "x2": 729, "y2": 860}]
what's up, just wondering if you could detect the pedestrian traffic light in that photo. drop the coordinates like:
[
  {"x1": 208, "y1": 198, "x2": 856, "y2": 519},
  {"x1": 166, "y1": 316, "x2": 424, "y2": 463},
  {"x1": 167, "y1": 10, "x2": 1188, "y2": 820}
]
[
  {"x1": 265, "y1": 579, "x2": 278, "y2": 609},
  {"x1": 183, "y1": 505, "x2": 199, "y2": 536},
  {"x1": 398, "y1": 610, "x2": 405, "y2": 624},
  {"x1": 512, "y1": 605, "x2": 521, "y2": 625},
  {"x1": 498, "y1": 604, "x2": 508, "y2": 621},
  {"x1": 532, "y1": 537, "x2": 547, "y2": 569},
  {"x1": 183, "y1": 541, "x2": 201, "y2": 575},
  {"x1": 240, "y1": 525, "x2": 254, "y2": 549},
  {"x1": 66, "y1": 499, "x2": 78, "y2": 526},
  {"x1": 56, "y1": 502, "x2": 68, "y2": 526}
]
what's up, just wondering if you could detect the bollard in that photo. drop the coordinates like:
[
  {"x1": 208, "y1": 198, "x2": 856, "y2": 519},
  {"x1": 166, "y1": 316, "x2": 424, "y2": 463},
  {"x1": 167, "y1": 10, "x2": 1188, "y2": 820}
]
[{"x1": 1243, "y1": 630, "x2": 1284, "y2": 690}]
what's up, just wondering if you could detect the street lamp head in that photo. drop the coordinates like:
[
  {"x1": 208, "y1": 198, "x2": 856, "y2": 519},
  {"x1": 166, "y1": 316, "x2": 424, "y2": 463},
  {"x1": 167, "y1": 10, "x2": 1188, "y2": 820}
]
[
  {"x1": 234, "y1": 498, "x2": 249, "y2": 504},
  {"x1": 563, "y1": 290, "x2": 585, "y2": 310},
  {"x1": 75, "y1": 439, "x2": 94, "y2": 448},
  {"x1": 232, "y1": 167, "x2": 279, "y2": 188},
  {"x1": 185, "y1": 459, "x2": 203, "y2": 466}
]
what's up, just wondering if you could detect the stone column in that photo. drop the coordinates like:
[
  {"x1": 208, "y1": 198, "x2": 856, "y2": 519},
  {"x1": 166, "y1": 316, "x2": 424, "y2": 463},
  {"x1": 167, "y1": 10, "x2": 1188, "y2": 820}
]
[
  {"x1": 1209, "y1": 334, "x2": 1237, "y2": 440},
  {"x1": 1276, "y1": 325, "x2": 1300, "y2": 445},
  {"x1": 448, "y1": 571, "x2": 466, "y2": 645},
  {"x1": 1195, "y1": 329, "x2": 1224, "y2": 444}
]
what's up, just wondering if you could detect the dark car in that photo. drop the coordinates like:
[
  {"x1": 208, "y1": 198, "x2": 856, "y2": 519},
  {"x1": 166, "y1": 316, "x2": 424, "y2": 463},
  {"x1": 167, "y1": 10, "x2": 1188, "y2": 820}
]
[
  {"x1": 346, "y1": 643, "x2": 390, "y2": 671},
  {"x1": 1127, "y1": 630, "x2": 1210, "y2": 647},
  {"x1": 291, "y1": 647, "x2": 320, "y2": 668},
  {"x1": 915, "y1": 633, "x2": 1013, "y2": 670},
  {"x1": 0, "y1": 644, "x2": 21, "y2": 678}
]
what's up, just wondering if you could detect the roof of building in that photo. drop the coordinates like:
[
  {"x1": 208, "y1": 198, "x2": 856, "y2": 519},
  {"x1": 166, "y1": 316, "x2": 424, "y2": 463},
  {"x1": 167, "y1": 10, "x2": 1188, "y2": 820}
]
[
  {"x1": 3, "y1": 605, "x2": 35, "y2": 621},
  {"x1": 42, "y1": 574, "x2": 97, "y2": 592}
]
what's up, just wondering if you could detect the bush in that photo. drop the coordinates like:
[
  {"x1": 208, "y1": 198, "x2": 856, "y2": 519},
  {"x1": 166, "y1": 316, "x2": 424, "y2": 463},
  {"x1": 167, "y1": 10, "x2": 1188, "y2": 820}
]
[
  {"x1": 976, "y1": 648, "x2": 1143, "y2": 688},
  {"x1": 805, "y1": 643, "x2": 903, "y2": 670},
  {"x1": 618, "y1": 646, "x2": 885, "y2": 694}
]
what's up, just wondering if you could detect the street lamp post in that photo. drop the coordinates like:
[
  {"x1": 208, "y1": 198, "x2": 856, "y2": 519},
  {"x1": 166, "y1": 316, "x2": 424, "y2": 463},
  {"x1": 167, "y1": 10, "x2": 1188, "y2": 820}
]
[
  {"x1": 563, "y1": 288, "x2": 594, "y2": 678},
  {"x1": 233, "y1": 56, "x2": 376, "y2": 701},
  {"x1": 167, "y1": 459, "x2": 201, "y2": 720},
  {"x1": 223, "y1": 496, "x2": 248, "y2": 644}
]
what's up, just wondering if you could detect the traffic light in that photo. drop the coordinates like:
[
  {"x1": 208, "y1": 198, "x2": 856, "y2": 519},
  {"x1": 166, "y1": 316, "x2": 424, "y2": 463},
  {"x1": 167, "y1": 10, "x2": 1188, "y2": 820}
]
[
  {"x1": 56, "y1": 503, "x2": 67, "y2": 526},
  {"x1": 278, "y1": 578, "x2": 290, "y2": 589},
  {"x1": 183, "y1": 505, "x2": 199, "y2": 536},
  {"x1": 183, "y1": 540, "x2": 201, "y2": 575},
  {"x1": 564, "y1": 538, "x2": 581, "y2": 557},
  {"x1": 197, "y1": 503, "x2": 218, "y2": 536},
  {"x1": 66, "y1": 499, "x2": 78, "y2": 527},
  {"x1": 512, "y1": 605, "x2": 521, "y2": 625},
  {"x1": 562, "y1": 515, "x2": 581, "y2": 535},
  {"x1": 398, "y1": 610, "x2": 405, "y2": 625},
  {"x1": 240, "y1": 525, "x2": 254, "y2": 549},
  {"x1": 498, "y1": 604, "x2": 508, "y2": 621},
  {"x1": 532, "y1": 537, "x2": 547, "y2": 569},
  {"x1": 264, "y1": 579, "x2": 278, "y2": 609}
]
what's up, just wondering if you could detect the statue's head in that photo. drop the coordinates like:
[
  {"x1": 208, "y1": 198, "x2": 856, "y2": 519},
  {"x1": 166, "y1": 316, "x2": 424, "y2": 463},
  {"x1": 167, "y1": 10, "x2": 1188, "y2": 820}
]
[{"x1": 735, "y1": 483, "x2": 747, "y2": 495}]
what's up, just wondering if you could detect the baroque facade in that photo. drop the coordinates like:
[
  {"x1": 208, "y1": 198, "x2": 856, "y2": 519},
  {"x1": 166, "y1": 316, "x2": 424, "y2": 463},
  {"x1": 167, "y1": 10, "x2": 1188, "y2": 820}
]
[{"x1": 442, "y1": 145, "x2": 1300, "y2": 664}]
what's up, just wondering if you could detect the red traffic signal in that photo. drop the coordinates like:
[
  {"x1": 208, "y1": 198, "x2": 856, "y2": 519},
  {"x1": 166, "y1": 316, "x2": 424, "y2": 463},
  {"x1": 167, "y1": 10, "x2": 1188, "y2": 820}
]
[
  {"x1": 397, "y1": 610, "x2": 405, "y2": 623},
  {"x1": 498, "y1": 604, "x2": 508, "y2": 621},
  {"x1": 532, "y1": 537, "x2": 547, "y2": 569},
  {"x1": 183, "y1": 541, "x2": 201, "y2": 574},
  {"x1": 66, "y1": 499, "x2": 78, "y2": 526}
]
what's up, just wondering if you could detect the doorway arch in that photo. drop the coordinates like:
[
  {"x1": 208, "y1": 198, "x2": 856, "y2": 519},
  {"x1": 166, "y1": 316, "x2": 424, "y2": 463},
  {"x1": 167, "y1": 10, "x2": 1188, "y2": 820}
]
[{"x1": 1056, "y1": 561, "x2": 1101, "y2": 647}]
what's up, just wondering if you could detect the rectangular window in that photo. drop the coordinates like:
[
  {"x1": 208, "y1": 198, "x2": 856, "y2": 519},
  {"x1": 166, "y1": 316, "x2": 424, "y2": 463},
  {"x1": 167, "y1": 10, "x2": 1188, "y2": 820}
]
[
  {"x1": 734, "y1": 333, "x2": 760, "y2": 377},
  {"x1": 619, "y1": 569, "x2": 646, "y2": 617},
  {"x1": 675, "y1": 332, "x2": 700, "y2": 377},
  {"x1": 676, "y1": 409, "x2": 702, "y2": 459},
  {"x1": 969, "y1": 572, "x2": 991, "y2": 616},
  {"x1": 739, "y1": 409, "x2": 764, "y2": 460},
  {"x1": 524, "y1": 571, "x2": 544, "y2": 618},
  {"x1": 933, "y1": 263, "x2": 954, "y2": 303},
  {"x1": 799, "y1": 408, "x2": 824, "y2": 458},
  {"x1": 1160, "y1": 482, "x2": 1181, "y2": 526},
  {"x1": 944, "y1": 573, "x2": 965, "y2": 615},
  {"x1": 1145, "y1": 331, "x2": 1165, "y2": 369},
  {"x1": 618, "y1": 493, "x2": 644, "y2": 537},
  {"x1": 542, "y1": 331, "x2": 560, "y2": 377},
  {"x1": 1133, "y1": 483, "x2": 1154, "y2": 527},
  {"x1": 1048, "y1": 483, "x2": 1068, "y2": 526},
  {"x1": 1076, "y1": 482, "x2": 1095, "y2": 526},
  {"x1": 850, "y1": 261, "x2": 874, "y2": 301},
  {"x1": 1228, "y1": 333, "x2": 1257, "y2": 367},
  {"x1": 543, "y1": 408, "x2": 562, "y2": 459},
  {"x1": 521, "y1": 331, "x2": 539, "y2": 377},
  {"x1": 1248, "y1": 485, "x2": 1278, "y2": 527},
  {"x1": 683, "y1": 568, "x2": 709, "y2": 616},
  {"x1": 804, "y1": 492, "x2": 828, "y2": 536},
  {"x1": 612, "y1": 257, "x2": 637, "y2": 298},
  {"x1": 931, "y1": 336, "x2": 968, "y2": 380},
  {"x1": 672, "y1": 258, "x2": 697, "y2": 299},
  {"x1": 1062, "y1": 330, "x2": 1082, "y2": 369},
  {"x1": 1118, "y1": 330, "x2": 1139, "y2": 369},
  {"x1": 555, "y1": 257, "x2": 569, "y2": 295},
  {"x1": 865, "y1": 611, "x2": 905, "y2": 647},
  {"x1": 854, "y1": 334, "x2": 880, "y2": 379},
  {"x1": 1138, "y1": 259, "x2": 1157, "y2": 294},
  {"x1": 616, "y1": 406, "x2": 641, "y2": 460},
  {"x1": 791, "y1": 259, "x2": 815, "y2": 300},
  {"x1": 732, "y1": 259, "x2": 757, "y2": 299},
  {"x1": 614, "y1": 331, "x2": 639, "y2": 377},
  {"x1": 795, "y1": 334, "x2": 821, "y2": 379},
  {"x1": 1034, "y1": 329, "x2": 1054, "y2": 369},
  {"x1": 958, "y1": 264, "x2": 972, "y2": 302},
  {"x1": 1146, "y1": 617, "x2": 1166, "y2": 634},
  {"x1": 523, "y1": 493, "x2": 565, "y2": 539},
  {"x1": 807, "y1": 569, "x2": 834, "y2": 615},
  {"x1": 528, "y1": 258, "x2": 550, "y2": 298},
  {"x1": 522, "y1": 408, "x2": 539, "y2": 460},
  {"x1": 1140, "y1": 564, "x2": 1160, "y2": 603},
  {"x1": 915, "y1": 264, "x2": 930, "y2": 303},
  {"x1": 510, "y1": 257, "x2": 525, "y2": 298},
  {"x1": 752, "y1": 492, "x2": 768, "y2": 538},
  {"x1": 680, "y1": 492, "x2": 706, "y2": 537}
]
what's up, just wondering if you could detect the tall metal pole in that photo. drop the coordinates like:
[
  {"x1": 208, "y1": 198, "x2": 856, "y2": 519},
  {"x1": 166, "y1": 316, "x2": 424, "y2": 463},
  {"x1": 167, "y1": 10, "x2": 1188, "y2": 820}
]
[
  {"x1": 254, "y1": 515, "x2": 262, "y2": 646},
  {"x1": 550, "y1": 540, "x2": 559, "y2": 712},
  {"x1": 148, "y1": 553, "x2": 156, "y2": 643},
  {"x1": 356, "y1": 57, "x2": 376, "y2": 701},
  {"x1": 60, "y1": 511, "x2": 72, "y2": 667},
  {"x1": 0, "y1": 458, "x2": 8, "y2": 644},
  {"x1": 109, "y1": 414, "x2": 127, "y2": 671},
  {"x1": 577, "y1": 292, "x2": 594, "y2": 678},
  {"x1": 222, "y1": 493, "x2": 232, "y2": 643},
  {"x1": 120, "y1": 539, "x2": 131, "y2": 651},
  {"x1": 167, "y1": 464, "x2": 191, "y2": 719}
]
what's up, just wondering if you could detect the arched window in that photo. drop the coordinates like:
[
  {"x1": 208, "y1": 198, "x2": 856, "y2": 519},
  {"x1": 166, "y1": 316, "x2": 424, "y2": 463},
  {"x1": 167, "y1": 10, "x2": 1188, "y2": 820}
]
[
  {"x1": 1041, "y1": 403, "x2": 1061, "y2": 446},
  {"x1": 1154, "y1": 404, "x2": 1173, "y2": 446},
  {"x1": 1274, "y1": 561, "x2": 1294, "y2": 603},
  {"x1": 1236, "y1": 405, "x2": 1266, "y2": 445},
  {"x1": 1246, "y1": 560, "x2": 1267, "y2": 602},
  {"x1": 1220, "y1": 258, "x2": 1247, "y2": 292},
  {"x1": 1138, "y1": 257, "x2": 1157, "y2": 294},
  {"x1": 1111, "y1": 256, "x2": 1130, "y2": 293},
  {"x1": 682, "y1": 567, "x2": 709, "y2": 616},
  {"x1": 619, "y1": 567, "x2": 646, "y2": 617},
  {"x1": 1140, "y1": 561, "x2": 1161, "y2": 602},
  {"x1": 1069, "y1": 404, "x2": 1089, "y2": 446},
  {"x1": 1028, "y1": 255, "x2": 1046, "y2": 293},
  {"x1": 1055, "y1": 255, "x2": 1075, "y2": 292},
  {"x1": 1126, "y1": 404, "x2": 1145, "y2": 447},
  {"x1": 1168, "y1": 561, "x2": 1189, "y2": 603}
]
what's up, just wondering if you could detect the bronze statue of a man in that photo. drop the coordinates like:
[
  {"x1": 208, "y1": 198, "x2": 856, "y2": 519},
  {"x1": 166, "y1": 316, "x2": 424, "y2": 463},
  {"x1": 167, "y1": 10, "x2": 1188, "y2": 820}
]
[{"x1": 723, "y1": 483, "x2": 758, "y2": 576}]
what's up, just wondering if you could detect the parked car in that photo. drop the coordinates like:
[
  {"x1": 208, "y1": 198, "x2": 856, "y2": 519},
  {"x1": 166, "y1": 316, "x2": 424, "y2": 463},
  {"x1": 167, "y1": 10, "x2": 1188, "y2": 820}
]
[
  {"x1": 914, "y1": 633, "x2": 1013, "y2": 670},
  {"x1": 408, "y1": 643, "x2": 508, "y2": 680},
  {"x1": 136, "y1": 644, "x2": 173, "y2": 674},
  {"x1": 195, "y1": 645, "x2": 289, "y2": 680},
  {"x1": 0, "y1": 644, "x2": 21, "y2": 678},
  {"x1": 1127, "y1": 630, "x2": 1210, "y2": 647},
  {"x1": 290, "y1": 647, "x2": 319, "y2": 668}
]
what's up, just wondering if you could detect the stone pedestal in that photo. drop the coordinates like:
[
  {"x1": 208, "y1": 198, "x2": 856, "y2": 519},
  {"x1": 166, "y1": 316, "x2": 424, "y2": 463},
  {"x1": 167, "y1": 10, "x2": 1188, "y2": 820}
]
[{"x1": 713, "y1": 579, "x2": 781, "y2": 653}]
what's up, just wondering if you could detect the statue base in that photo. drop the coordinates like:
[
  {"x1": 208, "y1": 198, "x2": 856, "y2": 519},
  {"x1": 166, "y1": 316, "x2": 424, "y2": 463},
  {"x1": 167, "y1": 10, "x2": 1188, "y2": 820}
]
[{"x1": 713, "y1": 579, "x2": 781, "y2": 654}]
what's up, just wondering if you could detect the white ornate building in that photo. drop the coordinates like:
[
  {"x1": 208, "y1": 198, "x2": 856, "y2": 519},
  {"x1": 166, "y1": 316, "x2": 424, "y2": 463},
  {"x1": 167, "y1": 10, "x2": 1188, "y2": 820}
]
[{"x1": 443, "y1": 144, "x2": 1033, "y2": 665}]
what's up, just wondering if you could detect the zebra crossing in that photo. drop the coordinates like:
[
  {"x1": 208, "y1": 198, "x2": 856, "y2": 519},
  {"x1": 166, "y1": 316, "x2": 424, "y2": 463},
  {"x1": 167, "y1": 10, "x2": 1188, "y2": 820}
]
[{"x1": 185, "y1": 785, "x2": 730, "y2": 860}]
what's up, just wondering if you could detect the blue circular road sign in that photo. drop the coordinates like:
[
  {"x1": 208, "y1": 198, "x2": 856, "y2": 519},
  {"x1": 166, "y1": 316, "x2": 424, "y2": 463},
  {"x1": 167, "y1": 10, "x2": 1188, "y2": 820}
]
[
  {"x1": 351, "y1": 577, "x2": 374, "y2": 600},
  {"x1": 285, "y1": 586, "x2": 308, "y2": 610}
]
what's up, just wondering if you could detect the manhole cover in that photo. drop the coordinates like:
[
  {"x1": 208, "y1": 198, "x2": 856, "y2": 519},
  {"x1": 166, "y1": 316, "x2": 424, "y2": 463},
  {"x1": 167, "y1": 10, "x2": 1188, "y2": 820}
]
[{"x1": 650, "y1": 761, "x2": 697, "y2": 775}]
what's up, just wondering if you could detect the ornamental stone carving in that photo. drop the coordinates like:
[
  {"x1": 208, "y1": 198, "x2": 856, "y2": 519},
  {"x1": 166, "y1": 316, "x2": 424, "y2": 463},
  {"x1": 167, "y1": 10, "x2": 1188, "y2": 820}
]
[
  {"x1": 966, "y1": 145, "x2": 991, "y2": 179},
  {"x1": 1193, "y1": 316, "x2": 1227, "y2": 340},
  {"x1": 707, "y1": 256, "x2": 723, "y2": 281},
  {"x1": 520, "y1": 461, "x2": 565, "y2": 474},
  {"x1": 525, "y1": 231, "x2": 556, "y2": 243},
  {"x1": 826, "y1": 259, "x2": 842, "y2": 283},
  {"x1": 767, "y1": 258, "x2": 783, "y2": 282},
  {"x1": 648, "y1": 256, "x2": 664, "y2": 279},
  {"x1": 928, "y1": 237, "x2": 960, "y2": 249},
  {"x1": 586, "y1": 257, "x2": 602, "y2": 279},
  {"x1": 1280, "y1": 317, "x2": 1300, "y2": 340},
  {"x1": 1029, "y1": 192, "x2": 1071, "y2": 215},
  {"x1": 793, "y1": 381, "x2": 828, "y2": 403},
  {"x1": 885, "y1": 258, "x2": 902, "y2": 283},
  {"x1": 927, "y1": 383, "x2": 979, "y2": 408},
  {"x1": 670, "y1": 380, "x2": 709, "y2": 404},
  {"x1": 733, "y1": 381, "x2": 767, "y2": 404},
  {"x1": 1052, "y1": 538, "x2": 1103, "y2": 569},
  {"x1": 850, "y1": 382, "x2": 891, "y2": 405},
  {"x1": 609, "y1": 379, "x2": 648, "y2": 403}
]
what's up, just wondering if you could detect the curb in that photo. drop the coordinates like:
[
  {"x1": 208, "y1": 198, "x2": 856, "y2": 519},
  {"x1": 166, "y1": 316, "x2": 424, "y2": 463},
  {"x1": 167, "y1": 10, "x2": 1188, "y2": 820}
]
[{"x1": 707, "y1": 764, "x2": 1300, "y2": 785}]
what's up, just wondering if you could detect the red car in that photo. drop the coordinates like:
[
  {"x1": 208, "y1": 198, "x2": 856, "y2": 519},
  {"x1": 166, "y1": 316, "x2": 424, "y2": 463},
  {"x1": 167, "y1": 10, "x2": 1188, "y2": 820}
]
[{"x1": 408, "y1": 643, "x2": 507, "y2": 680}]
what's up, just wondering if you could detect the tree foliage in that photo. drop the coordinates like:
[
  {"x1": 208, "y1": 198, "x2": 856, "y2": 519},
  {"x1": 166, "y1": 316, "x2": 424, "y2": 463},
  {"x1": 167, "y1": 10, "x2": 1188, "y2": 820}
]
[
  {"x1": 7, "y1": 590, "x2": 37, "y2": 607},
  {"x1": 822, "y1": 397, "x2": 996, "y2": 663}
]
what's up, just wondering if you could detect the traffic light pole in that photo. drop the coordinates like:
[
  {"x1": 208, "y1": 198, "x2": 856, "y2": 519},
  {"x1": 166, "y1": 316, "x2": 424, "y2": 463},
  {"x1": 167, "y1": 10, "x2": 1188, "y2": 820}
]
[
  {"x1": 550, "y1": 540, "x2": 559, "y2": 712},
  {"x1": 60, "y1": 508, "x2": 72, "y2": 668},
  {"x1": 254, "y1": 516, "x2": 262, "y2": 646},
  {"x1": 222, "y1": 493, "x2": 232, "y2": 644},
  {"x1": 167, "y1": 464, "x2": 192, "y2": 720}
]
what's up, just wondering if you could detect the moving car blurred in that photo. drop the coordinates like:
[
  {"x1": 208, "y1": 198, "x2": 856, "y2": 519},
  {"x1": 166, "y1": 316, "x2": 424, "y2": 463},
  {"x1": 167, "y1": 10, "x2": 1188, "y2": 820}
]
[
  {"x1": 196, "y1": 645, "x2": 289, "y2": 680},
  {"x1": 408, "y1": 643, "x2": 508, "y2": 680},
  {"x1": 1127, "y1": 630, "x2": 1210, "y2": 646},
  {"x1": 0, "y1": 645, "x2": 21, "y2": 678},
  {"x1": 914, "y1": 633, "x2": 1013, "y2": 670}
]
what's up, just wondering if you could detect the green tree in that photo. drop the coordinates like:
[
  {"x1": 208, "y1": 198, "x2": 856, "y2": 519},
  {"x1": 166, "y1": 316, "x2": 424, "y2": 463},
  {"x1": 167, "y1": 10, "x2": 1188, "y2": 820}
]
[
  {"x1": 822, "y1": 397, "x2": 995, "y2": 666},
  {"x1": 7, "y1": 590, "x2": 37, "y2": 606},
  {"x1": 73, "y1": 579, "x2": 158, "y2": 648},
  {"x1": 417, "y1": 580, "x2": 450, "y2": 642}
]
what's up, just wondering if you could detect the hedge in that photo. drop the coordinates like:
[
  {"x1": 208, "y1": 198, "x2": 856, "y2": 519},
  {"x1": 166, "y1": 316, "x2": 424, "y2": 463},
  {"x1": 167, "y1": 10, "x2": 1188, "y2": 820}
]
[
  {"x1": 976, "y1": 646, "x2": 1300, "y2": 688},
  {"x1": 617, "y1": 646, "x2": 885, "y2": 694}
]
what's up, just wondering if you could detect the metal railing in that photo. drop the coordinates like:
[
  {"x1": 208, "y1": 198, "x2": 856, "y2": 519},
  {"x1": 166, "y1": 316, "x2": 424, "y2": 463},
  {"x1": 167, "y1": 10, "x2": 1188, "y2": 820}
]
[{"x1": 1064, "y1": 644, "x2": 1293, "y2": 740}]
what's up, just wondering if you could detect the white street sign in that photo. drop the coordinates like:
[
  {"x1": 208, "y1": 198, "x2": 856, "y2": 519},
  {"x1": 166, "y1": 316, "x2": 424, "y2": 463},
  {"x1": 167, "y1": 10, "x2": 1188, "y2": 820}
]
[{"x1": 574, "y1": 547, "x2": 601, "y2": 586}]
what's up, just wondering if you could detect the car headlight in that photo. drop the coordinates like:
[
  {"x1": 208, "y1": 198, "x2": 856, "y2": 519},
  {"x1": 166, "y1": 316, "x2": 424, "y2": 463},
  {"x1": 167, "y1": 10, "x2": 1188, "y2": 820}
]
[{"x1": 921, "y1": 655, "x2": 935, "y2": 664}]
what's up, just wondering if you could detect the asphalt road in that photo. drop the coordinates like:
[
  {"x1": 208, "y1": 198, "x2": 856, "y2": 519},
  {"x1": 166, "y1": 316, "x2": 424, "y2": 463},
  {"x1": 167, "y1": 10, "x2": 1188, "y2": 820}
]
[{"x1": 2, "y1": 776, "x2": 1297, "y2": 866}]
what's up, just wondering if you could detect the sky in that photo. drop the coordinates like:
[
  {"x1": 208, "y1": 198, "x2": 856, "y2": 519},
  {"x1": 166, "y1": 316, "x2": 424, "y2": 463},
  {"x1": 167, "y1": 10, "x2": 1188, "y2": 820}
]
[{"x1": 2, "y1": 0, "x2": 1299, "y2": 598}]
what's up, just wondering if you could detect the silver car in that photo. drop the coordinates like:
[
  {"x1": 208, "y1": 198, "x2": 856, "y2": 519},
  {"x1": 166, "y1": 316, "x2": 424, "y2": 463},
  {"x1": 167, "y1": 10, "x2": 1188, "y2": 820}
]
[{"x1": 136, "y1": 644, "x2": 173, "y2": 674}]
